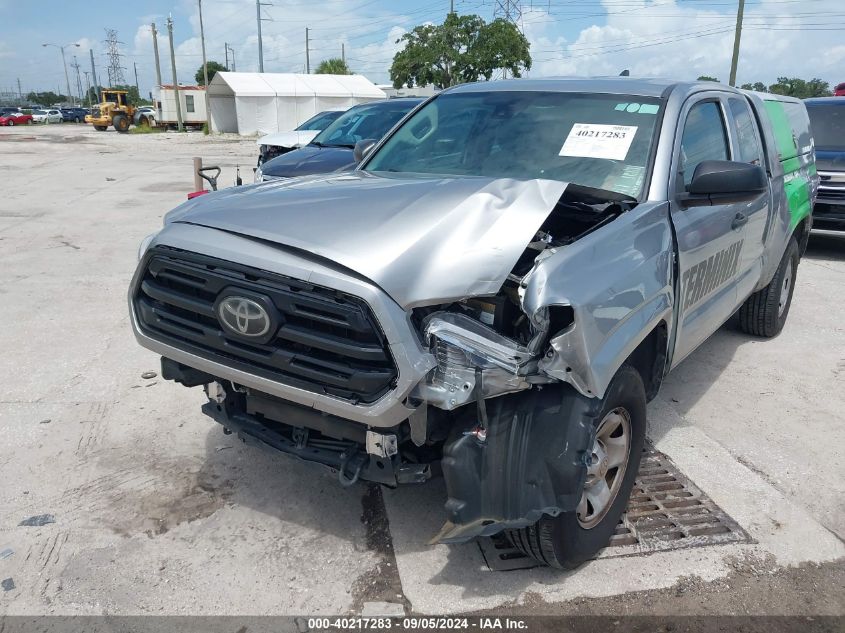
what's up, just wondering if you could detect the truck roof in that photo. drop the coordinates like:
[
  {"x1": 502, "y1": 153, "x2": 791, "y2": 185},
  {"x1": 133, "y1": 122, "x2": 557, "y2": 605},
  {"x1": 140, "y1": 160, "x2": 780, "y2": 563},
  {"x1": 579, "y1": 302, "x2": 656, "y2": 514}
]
[
  {"x1": 445, "y1": 77, "x2": 742, "y2": 99},
  {"x1": 804, "y1": 97, "x2": 845, "y2": 106}
]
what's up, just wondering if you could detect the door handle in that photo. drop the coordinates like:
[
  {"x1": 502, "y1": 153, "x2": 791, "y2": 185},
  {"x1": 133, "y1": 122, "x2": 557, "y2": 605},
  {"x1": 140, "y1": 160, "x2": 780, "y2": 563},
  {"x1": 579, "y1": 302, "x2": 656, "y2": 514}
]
[{"x1": 731, "y1": 212, "x2": 748, "y2": 230}]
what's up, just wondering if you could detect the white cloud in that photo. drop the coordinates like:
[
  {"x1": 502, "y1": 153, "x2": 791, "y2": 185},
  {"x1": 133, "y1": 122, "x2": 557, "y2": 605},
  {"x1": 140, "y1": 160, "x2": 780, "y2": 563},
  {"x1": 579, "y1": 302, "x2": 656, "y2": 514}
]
[{"x1": 521, "y1": 0, "x2": 844, "y2": 86}]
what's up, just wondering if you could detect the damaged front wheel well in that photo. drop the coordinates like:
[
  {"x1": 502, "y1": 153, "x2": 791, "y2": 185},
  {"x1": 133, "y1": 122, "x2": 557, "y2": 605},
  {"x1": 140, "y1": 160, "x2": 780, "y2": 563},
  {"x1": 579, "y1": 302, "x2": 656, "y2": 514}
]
[{"x1": 625, "y1": 321, "x2": 668, "y2": 402}]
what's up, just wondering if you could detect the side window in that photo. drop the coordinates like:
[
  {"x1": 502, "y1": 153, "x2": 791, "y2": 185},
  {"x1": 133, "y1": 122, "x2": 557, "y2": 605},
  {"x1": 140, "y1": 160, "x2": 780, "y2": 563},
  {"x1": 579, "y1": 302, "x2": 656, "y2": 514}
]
[
  {"x1": 679, "y1": 101, "x2": 730, "y2": 188},
  {"x1": 728, "y1": 98, "x2": 763, "y2": 165},
  {"x1": 185, "y1": 94, "x2": 195, "y2": 113}
]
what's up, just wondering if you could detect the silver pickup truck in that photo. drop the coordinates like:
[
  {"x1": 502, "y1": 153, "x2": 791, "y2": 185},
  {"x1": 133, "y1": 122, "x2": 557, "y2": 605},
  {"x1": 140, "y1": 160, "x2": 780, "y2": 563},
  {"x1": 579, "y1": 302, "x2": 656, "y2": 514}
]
[{"x1": 130, "y1": 78, "x2": 817, "y2": 569}]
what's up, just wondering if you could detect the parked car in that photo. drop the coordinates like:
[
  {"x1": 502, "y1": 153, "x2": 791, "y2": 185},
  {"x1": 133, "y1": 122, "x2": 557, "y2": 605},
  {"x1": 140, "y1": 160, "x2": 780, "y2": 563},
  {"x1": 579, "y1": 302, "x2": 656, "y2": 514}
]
[
  {"x1": 255, "y1": 98, "x2": 423, "y2": 182},
  {"x1": 134, "y1": 106, "x2": 157, "y2": 127},
  {"x1": 0, "y1": 111, "x2": 33, "y2": 126},
  {"x1": 131, "y1": 79, "x2": 815, "y2": 569},
  {"x1": 805, "y1": 97, "x2": 845, "y2": 231},
  {"x1": 256, "y1": 110, "x2": 347, "y2": 165},
  {"x1": 31, "y1": 109, "x2": 63, "y2": 124},
  {"x1": 60, "y1": 107, "x2": 88, "y2": 123}
]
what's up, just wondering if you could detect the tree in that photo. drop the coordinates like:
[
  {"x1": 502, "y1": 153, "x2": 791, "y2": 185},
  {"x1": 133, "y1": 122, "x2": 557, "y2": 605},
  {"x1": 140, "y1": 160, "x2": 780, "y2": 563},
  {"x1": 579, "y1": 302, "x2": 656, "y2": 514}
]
[
  {"x1": 390, "y1": 12, "x2": 531, "y2": 89},
  {"x1": 740, "y1": 82, "x2": 768, "y2": 93},
  {"x1": 697, "y1": 75, "x2": 719, "y2": 82},
  {"x1": 767, "y1": 77, "x2": 831, "y2": 99},
  {"x1": 315, "y1": 58, "x2": 352, "y2": 75},
  {"x1": 196, "y1": 61, "x2": 228, "y2": 85},
  {"x1": 109, "y1": 84, "x2": 151, "y2": 105},
  {"x1": 26, "y1": 91, "x2": 65, "y2": 106}
]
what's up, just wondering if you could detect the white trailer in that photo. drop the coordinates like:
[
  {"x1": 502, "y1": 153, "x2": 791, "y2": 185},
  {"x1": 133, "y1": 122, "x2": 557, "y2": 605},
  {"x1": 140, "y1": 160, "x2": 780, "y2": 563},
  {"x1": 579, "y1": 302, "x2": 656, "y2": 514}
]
[{"x1": 152, "y1": 85, "x2": 207, "y2": 129}]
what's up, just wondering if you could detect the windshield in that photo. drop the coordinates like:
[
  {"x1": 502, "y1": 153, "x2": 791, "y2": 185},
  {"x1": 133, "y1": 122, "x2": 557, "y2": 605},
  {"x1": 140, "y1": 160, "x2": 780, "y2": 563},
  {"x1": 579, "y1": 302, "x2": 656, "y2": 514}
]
[
  {"x1": 364, "y1": 91, "x2": 663, "y2": 198},
  {"x1": 807, "y1": 104, "x2": 845, "y2": 151},
  {"x1": 34, "y1": 110, "x2": 46, "y2": 114},
  {"x1": 295, "y1": 110, "x2": 343, "y2": 131},
  {"x1": 311, "y1": 102, "x2": 418, "y2": 149}
]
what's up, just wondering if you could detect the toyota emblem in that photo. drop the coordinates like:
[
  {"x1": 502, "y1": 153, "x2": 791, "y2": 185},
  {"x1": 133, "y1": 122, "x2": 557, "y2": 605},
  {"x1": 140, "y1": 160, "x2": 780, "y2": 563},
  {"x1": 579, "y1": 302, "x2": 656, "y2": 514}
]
[{"x1": 217, "y1": 296, "x2": 272, "y2": 338}]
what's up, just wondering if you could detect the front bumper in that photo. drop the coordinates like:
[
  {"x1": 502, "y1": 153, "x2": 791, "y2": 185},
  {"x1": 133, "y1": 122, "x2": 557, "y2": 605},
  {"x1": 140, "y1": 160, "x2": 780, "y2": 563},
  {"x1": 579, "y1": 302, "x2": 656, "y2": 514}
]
[
  {"x1": 129, "y1": 222, "x2": 436, "y2": 429},
  {"x1": 814, "y1": 172, "x2": 845, "y2": 231}
]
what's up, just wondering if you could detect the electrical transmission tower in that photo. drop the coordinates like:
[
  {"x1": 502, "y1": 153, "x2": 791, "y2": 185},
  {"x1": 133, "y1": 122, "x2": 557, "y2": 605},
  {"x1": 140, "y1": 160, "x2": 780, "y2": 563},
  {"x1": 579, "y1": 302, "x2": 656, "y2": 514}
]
[
  {"x1": 494, "y1": 0, "x2": 524, "y2": 32},
  {"x1": 493, "y1": 0, "x2": 524, "y2": 79},
  {"x1": 103, "y1": 28, "x2": 126, "y2": 86}
]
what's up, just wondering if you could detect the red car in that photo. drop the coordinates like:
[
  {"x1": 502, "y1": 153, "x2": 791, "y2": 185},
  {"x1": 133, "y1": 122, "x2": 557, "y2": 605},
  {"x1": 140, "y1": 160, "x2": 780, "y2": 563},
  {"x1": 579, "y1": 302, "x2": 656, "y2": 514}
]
[
  {"x1": 835, "y1": 83, "x2": 845, "y2": 97},
  {"x1": 0, "y1": 112, "x2": 33, "y2": 126}
]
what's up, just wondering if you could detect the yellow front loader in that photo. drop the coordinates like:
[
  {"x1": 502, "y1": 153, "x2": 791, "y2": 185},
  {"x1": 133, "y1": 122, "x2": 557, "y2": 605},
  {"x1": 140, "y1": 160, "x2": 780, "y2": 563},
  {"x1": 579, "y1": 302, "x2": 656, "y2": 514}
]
[{"x1": 84, "y1": 89, "x2": 136, "y2": 133}]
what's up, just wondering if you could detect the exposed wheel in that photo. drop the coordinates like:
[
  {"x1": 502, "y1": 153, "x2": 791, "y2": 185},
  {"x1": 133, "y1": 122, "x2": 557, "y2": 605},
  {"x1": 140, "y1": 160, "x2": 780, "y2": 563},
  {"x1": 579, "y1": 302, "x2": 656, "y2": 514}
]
[
  {"x1": 7, "y1": 120, "x2": 13, "y2": 126},
  {"x1": 113, "y1": 113, "x2": 130, "y2": 133},
  {"x1": 507, "y1": 365, "x2": 646, "y2": 569},
  {"x1": 738, "y1": 237, "x2": 799, "y2": 338},
  {"x1": 93, "y1": 125, "x2": 108, "y2": 131}
]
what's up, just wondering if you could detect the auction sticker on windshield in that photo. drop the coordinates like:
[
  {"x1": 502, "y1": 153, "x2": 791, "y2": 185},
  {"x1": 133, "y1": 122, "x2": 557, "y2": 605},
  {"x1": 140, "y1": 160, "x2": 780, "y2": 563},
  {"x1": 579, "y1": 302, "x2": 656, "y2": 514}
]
[{"x1": 560, "y1": 123, "x2": 638, "y2": 160}]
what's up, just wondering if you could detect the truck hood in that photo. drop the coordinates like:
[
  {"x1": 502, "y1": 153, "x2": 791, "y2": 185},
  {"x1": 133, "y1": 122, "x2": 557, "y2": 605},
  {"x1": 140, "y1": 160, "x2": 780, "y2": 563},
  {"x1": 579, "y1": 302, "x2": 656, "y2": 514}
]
[
  {"x1": 165, "y1": 171, "x2": 567, "y2": 309},
  {"x1": 256, "y1": 130, "x2": 319, "y2": 149}
]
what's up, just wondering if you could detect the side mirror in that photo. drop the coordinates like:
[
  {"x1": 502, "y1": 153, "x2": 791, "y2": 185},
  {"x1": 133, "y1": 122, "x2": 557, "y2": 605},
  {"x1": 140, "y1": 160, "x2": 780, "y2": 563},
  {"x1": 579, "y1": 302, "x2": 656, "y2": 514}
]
[
  {"x1": 353, "y1": 139, "x2": 377, "y2": 163},
  {"x1": 687, "y1": 160, "x2": 766, "y2": 196}
]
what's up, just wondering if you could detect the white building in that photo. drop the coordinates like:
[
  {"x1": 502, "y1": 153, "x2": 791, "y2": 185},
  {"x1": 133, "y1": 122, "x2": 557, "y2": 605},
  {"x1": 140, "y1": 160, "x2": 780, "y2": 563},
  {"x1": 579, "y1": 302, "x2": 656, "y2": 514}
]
[
  {"x1": 206, "y1": 72, "x2": 386, "y2": 136},
  {"x1": 156, "y1": 85, "x2": 207, "y2": 128}
]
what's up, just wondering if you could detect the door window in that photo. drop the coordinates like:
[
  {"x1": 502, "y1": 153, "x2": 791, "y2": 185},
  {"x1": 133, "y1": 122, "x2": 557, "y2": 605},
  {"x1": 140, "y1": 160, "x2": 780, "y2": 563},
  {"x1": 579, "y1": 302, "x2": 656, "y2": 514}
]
[
  {"x1": 679, "y1": 101, "x2": 730, "y2": 188},
  {"x1": 728, "y1": 98, "x2": 763, "y2": 165}
]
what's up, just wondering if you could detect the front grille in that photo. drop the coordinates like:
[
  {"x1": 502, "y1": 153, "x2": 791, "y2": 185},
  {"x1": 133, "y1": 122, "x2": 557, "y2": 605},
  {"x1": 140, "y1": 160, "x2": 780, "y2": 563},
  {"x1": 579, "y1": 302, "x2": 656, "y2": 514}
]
[{"x1": 134, "y1": 247, "x2": 397, "y2": 404}]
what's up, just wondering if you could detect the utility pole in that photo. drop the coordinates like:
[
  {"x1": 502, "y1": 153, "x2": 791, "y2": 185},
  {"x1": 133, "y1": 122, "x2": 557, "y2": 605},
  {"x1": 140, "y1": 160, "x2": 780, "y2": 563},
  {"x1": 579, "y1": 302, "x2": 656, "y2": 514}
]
[
  {"x1": 225, "y1": 42, "x2": 229, "y2": 69},
  {"x1": 151, "y1": 23, "x2": 162, "y2": 89},
  {"x1": 341, "y1": 43, "x2": 345, "y2": 64},
  {"x1": 198, "y1": 0, "x2": 211, "y2": 127},
  {"x1": 71, "y1": 56, "x2": 84, "y2": 102},
  {"x1": 305, "y1": 27, "x2": 310, "y2": 74},
  {"x1": 166, "y1": 16, "x2": 184, "y2": 132},
  {"x1": 83, "y1": 71, "x2": 91, "y2": 108},
  {"x1": 256, "y1": 0, "x2": 268, "y2": 72},
  {"x1": 230, "y1": 46, "x2": 236, "y2": 71},
  {"x1": 17, "y1": 77, "x2": 23, "y2": 103},
  {"x1": 728, "y1": 0, "x2": 745, "y2": 87},
  {"x1": 43, "y1": 42, "x2": 80, "y2": 105},
  {"x1": 134, "y1": 61, "x2": 140, "y2": 97},
  {"x1": 89, "y1": 49, "x2": 99, "y2": 100}
]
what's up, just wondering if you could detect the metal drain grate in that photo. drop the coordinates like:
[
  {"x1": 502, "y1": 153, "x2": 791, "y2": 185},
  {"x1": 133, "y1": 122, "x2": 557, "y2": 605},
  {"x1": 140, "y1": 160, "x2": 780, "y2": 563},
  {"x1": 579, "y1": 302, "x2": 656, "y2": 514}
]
[{"x1": 478, "y1": 443, "x2": 751, "y2": 571}]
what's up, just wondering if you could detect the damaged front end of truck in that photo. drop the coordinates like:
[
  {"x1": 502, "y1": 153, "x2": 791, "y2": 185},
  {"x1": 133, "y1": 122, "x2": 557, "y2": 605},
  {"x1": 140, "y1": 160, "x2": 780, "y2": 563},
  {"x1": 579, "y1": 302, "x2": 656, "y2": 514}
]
[{"x1": 131, "y1": 169, "x2": 673, "y2": 545}]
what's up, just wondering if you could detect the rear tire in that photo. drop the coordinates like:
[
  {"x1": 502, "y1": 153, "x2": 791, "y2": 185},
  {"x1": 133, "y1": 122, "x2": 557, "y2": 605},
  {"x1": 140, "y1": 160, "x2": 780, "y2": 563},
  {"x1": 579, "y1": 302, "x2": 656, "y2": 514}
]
[
  {"x1": 113, "y1": 113, "x2": 130, "y2": 133},
  {"x1": 738, "y1": 237, "x2": 799, "y2": 338},
  {"x1": 7, "y1": 120, "x2": 13, "y2": 126},
  {"x1": 506, "y1": 365, "x2": 646, "y2": 569},
  {"x1": 93, "y1": 125, "x2": 108, "y2": 131}
]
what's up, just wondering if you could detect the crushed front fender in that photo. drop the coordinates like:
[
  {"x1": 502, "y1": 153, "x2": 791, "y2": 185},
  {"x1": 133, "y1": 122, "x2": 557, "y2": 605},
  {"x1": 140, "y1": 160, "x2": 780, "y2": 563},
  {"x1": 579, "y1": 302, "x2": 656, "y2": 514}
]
[{"x1": 432, "y1": 384, "x2": 601, "y2": 543}]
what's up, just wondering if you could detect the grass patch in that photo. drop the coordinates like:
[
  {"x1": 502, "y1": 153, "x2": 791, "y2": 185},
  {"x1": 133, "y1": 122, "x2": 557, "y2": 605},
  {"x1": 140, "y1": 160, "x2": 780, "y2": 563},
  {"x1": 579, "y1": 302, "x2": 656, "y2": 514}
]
[{"x1": 129, "y1": 125, "x2": 165, "y2": 134}]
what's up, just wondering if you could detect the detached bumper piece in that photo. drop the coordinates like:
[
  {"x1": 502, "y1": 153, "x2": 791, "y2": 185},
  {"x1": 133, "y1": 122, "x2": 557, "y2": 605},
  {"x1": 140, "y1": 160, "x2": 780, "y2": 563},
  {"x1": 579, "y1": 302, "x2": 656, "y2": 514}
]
[
  {"x1": 434, "y1": 386, "x2": 598, "y2": 544},
  {"x1": 200, "y1": 377, "x2": 432, "y2": 487}
]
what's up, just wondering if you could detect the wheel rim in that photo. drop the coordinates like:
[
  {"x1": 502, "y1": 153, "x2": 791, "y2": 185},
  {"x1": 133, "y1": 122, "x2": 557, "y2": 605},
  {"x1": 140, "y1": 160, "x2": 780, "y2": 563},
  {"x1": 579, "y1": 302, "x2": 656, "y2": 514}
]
[
  {"x1": 577, "y1": 407, "x2": 631, "y2": 529},
  {"x1": 778, "y1": 258, "x2": 793, "y2": 317}
]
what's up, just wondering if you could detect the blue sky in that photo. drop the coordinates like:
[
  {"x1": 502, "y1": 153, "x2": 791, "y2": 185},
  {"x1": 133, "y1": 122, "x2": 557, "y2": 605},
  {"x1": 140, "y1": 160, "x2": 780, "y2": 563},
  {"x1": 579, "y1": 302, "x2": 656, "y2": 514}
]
[{"x1": 1, "y1": 0, "x2": 843, "y2": 99}]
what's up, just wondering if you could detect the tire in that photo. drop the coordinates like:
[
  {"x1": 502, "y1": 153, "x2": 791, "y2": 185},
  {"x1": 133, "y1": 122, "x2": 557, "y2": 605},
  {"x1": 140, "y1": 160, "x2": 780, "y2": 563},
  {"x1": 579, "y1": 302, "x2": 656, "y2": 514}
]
[
  {"x1": 738, "y1": 237, "x2": 799, "y2": 338},
  {"x1": 507, "y1": 365, "x2": 647, "y2": 569},
  {"x1": 93, "y1": 125, "x2": 108, "y2": 131},
  {"x1": 7, "y1": 120, "x2": 13, "y2": 126},
  {"x1": 113, "y1": 113, "x2": 130, "y2": 133}
]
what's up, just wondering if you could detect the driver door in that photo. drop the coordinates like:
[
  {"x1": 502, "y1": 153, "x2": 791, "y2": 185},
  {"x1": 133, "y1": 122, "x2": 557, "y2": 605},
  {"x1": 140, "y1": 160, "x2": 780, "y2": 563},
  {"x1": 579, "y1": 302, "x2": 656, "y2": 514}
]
[{"x1": 669, "y1": 96, "x2": 748, "y2": 366}]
